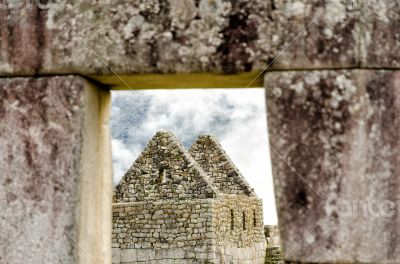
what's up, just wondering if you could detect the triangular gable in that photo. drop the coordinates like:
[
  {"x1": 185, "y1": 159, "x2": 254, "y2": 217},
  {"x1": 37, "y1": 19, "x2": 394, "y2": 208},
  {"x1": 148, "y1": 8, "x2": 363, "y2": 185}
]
[
  {"x1": 114, "y1": 131, "x2": 218, "y2": 203},
  {"x1": 189, "y1": 135, "x2": 256, "y2": 197}
]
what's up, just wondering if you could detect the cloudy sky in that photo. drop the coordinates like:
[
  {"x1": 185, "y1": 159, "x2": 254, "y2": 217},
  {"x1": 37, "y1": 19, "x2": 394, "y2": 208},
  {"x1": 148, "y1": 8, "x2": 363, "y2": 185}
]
[{"x1": 110, "y1": 88, "x2": 277, "y2": 224}]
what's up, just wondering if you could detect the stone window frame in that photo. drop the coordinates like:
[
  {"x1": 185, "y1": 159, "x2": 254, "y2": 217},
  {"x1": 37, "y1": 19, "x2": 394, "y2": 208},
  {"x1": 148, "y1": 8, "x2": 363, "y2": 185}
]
[{"x1": 104, "y1": 73, "x2": 266, "y2": 263}]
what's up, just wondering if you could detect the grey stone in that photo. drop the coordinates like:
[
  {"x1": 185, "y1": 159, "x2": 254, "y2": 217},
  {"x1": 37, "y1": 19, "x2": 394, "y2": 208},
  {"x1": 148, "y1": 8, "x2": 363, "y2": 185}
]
[
  {"x1": 0, "y1": 0, "x2": 270, "y2": 75},
  {"x1": 0, "y1": 76, "x2": 112, "y2": 264},
  {"x1": 359, "y1": 0, "x2": 400, "y2": 68},
  {"x1": 0, "y1": 0, "x2": 383, "y2": 77},
  {"x1": 112, "y1": 132, "x2": 266, "y2": 263},
  {"x1": 0, "y1": 76, "x2": 83, "y2": 263},
  {"x1": 189, "y1": 135, "x2": 255, "y2": 196},
  {"x1": 258, "y1": 0, "x2": 360, "y2": 70},
  {"x1": 265, "y1": 69, "x2": 400, "y2": 263}
]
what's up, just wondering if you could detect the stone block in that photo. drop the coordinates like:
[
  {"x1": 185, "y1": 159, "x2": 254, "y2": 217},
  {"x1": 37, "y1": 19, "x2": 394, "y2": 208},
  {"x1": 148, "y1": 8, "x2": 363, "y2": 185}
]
[
  {"x1": 258, "y1": 0, "x2": 360, "y2": 70},
  {"x1": 0, "y1": 0, "x2": 384, "y2": 77},
  {"x1": 0, "y1": 0, "x2": 270, "y2": 75},
  {"x1": 359, "y1": 0, "x2": 400, "y2": 68},
  {"x1": 0, "y1": 76, "x2": 112, "y2": 263},
  {"x1": 265, "y1": 69, "x2": 400, "y2": 263}
]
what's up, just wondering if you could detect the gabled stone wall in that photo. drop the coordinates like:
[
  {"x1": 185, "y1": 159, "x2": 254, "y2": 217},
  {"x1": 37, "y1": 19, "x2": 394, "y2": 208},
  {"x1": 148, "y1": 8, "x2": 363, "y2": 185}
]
[
  {"x1": 114, "y1": 132, "x2": 217, "y2": 203},
  {"x1": 190, "y1": 135, "x2": 255, "y2": 196},
  {"x1": 112, "y1": 132, "x2": 266, "y2": 263}
]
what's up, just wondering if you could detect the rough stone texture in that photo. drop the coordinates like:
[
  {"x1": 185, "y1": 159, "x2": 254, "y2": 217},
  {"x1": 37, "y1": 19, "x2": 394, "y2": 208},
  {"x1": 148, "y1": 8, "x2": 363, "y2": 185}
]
[
  {"x1": 0, "y1": 75, "x2": 112, "y2": 264},
  {"x1": 265, "y1": 70, "x2": 400, "y2": 263},
  {"x1": 113, "y1": 132, "x2": 217, "y2": 203},
  {"x1": 257, "y1": 0, "x2": 360, "y2": 69},
  {"x1": 264, "y1": 225, "x2": 281, "y2": 248},
  {"x1": 0, "y1": 0, "x2": 268, "y2": 75},
  {"x1": 0, "y1": 76, "x2": 84, "y2": 263},
  {"x1": 112, "y1": 132, "x2": 266, "y2": 263},
  {"x1": 190, "y1": 135, "x2": 255, "y2": 196},
  {"x1": 264, "y1": 226, "x2": 283, "y2": 264},
  {"x1": 359, "y1": 0, "x2": 400, "y2": 68},
  {"x1": 112, "y1": 199, "x2": 215, "y2": 262},
  {"x1": 213, "y1": 194, "x2": 266, "y2": 263},
  {"x1": 2, "y1": 0, "x2": 397, "y2": 76},
  {"x1": 112, "y1": 196, "x2": 266, "y2": 264}
]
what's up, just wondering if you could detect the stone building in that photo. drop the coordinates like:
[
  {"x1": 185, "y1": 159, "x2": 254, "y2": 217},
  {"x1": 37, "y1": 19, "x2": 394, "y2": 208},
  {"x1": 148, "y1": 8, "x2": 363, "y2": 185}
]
[
  {"x1": 3, "y1": 1, "x2": 400, "y2": 263},
  {"x1": 112, "y1": 131, "x2": 266, "y2": 263}
]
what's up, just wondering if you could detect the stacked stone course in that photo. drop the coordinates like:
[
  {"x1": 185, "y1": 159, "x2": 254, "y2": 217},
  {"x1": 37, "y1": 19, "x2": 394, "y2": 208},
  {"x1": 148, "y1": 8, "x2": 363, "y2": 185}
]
[
  {"x1": 112, "y1": 131, "x2": 267, "y2": 263},
  {"x1": 189, "y1": 135, "x2": 256, "y2": 196},
  {"x1": 264, "y1": 225, "x2": 281, "y2": 248},
  {"x1": 114, "y1": 132, "x2": 217, "y2": 203},
  {"x1": 264, "y1": 226, "x2": 283, "y2": 264}
]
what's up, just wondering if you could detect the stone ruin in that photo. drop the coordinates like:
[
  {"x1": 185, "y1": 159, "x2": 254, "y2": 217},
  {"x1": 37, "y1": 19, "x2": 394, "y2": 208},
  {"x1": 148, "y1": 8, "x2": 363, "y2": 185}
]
[
  {"x1": 112, "y1": 131, "x2": 267, "y2": 263},
  {"x1": 2, "y1": 1, "x2": 399, "y2": 263},
  {"x1": 264, "y1": 226, "x2": 283, "y2": 264}
]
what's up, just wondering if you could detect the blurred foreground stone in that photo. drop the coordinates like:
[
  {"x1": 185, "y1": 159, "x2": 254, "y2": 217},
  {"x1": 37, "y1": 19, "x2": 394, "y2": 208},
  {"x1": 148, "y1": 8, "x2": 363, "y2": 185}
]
[
  {"x1": 0, "y1": 76, "x2": 112, "y2": 264},
  {"x1": 0, "y1": 0, "x2": 398, "y2": 76},
  {"x1": 266, "y1": 69, "x2": 400, "y2": 263}
]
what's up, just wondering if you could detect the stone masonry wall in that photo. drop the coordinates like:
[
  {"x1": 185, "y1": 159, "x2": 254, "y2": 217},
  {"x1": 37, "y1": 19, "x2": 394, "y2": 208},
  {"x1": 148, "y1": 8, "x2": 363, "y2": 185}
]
[
  {"x1": 213, "y1": 194, "x2": 266, "y2": 264},
  {"x1": 112, "y1": 199, "x2": 215, "y2": 263},
  {"x1": 114, "y1": 132, "x2": 217, "y2": 203},
  {"x1": 112, "y1": 195, "x2": 266, "y2": 264},
  {"x1": 264, "y1": 226, "x2": 283, "y2": 264},
  {"x1": 264, "y1": 225, "x2": 281, "y2": 248},
  {"x1": 190, "y1": 135, "x2": 255, "y2": 196}
]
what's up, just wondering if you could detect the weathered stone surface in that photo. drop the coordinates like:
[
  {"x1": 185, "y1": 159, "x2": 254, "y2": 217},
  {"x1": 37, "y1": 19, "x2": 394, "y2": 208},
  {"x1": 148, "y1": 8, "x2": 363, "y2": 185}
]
[
  {"x1": 190, "y1": 135, "x2": 256, "y2": 196},
  {"x1": 0, "y1": 0, "x2": 269, "y2": 75},
  {"x1": 112, "y1": 132, "x2": 266, "y2": 263},
  {"x1": 265, "y1": 70, "x2": 400, "y2": 263},
  {"x1": 0, "y1": 76, "x2": 84, "y2": 263},
  {"x1": 114, "y1": 131, "x2": 218, "y2": 202},
  {"x1": 264, "y1": 225, "x2": 283, "y2": 264},
  {"x1": 258, "y1": 0, "x2": 359, "y2": 69},
  {"x1": 359, "y1": 0, "x2": 400, "y2": 68},
  {"x1": 264, "y1": 225, "x2": 281, "y2": 248},
  {"x1": 112, "y1": 195, "x2": 266, "y2": 263},
  {"x1": 0, "y1": 76, "x2": 112, "y2": 264},
  {"x1": 0, "y1": 0, "x2": 389, "y2": 76}
]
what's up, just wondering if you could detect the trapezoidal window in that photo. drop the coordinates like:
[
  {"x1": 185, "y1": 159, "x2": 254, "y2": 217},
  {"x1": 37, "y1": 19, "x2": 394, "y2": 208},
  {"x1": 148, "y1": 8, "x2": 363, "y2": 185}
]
[
  {"x1": 230, "y1": 209, "x2": 234, "y2": 230},
  {"x1": 159, "y1": 168, "x2": 166, "y2": 183},
  {"x1": 253, "y1": 209, "x2": 257, "y2": 227},
  {"x1": 243, "y1": 211, "x2": 246, "y2": 230}
]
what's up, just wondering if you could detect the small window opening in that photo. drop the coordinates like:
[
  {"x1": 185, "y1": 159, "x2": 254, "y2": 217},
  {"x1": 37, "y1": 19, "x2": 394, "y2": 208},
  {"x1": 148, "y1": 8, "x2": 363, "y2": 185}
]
[
  {"x1": 243, "y1": 211, "x2": 246, "y2": 230},
  {"x1": 230, "y1": 209, "x2": 234, "y2": 230},
  {"x1": 159, "y1": 168, "x2": 166, "y2": 183},
  {"x1": 253, "y1": 209, "x2": 257, "y2": 227}
]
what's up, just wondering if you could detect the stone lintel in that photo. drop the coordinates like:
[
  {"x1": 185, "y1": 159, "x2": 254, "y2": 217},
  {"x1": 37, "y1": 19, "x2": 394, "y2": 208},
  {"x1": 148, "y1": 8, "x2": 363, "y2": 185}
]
[{"x1": 0, "y1": 0, "x2": 398, "y2": 77}]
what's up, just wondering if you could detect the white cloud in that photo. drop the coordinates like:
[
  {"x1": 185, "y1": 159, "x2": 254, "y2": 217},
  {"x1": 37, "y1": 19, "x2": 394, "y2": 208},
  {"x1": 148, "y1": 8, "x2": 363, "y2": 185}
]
[{"x1": 111, "y1": 88, "x2": 277, "y2": 224}]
